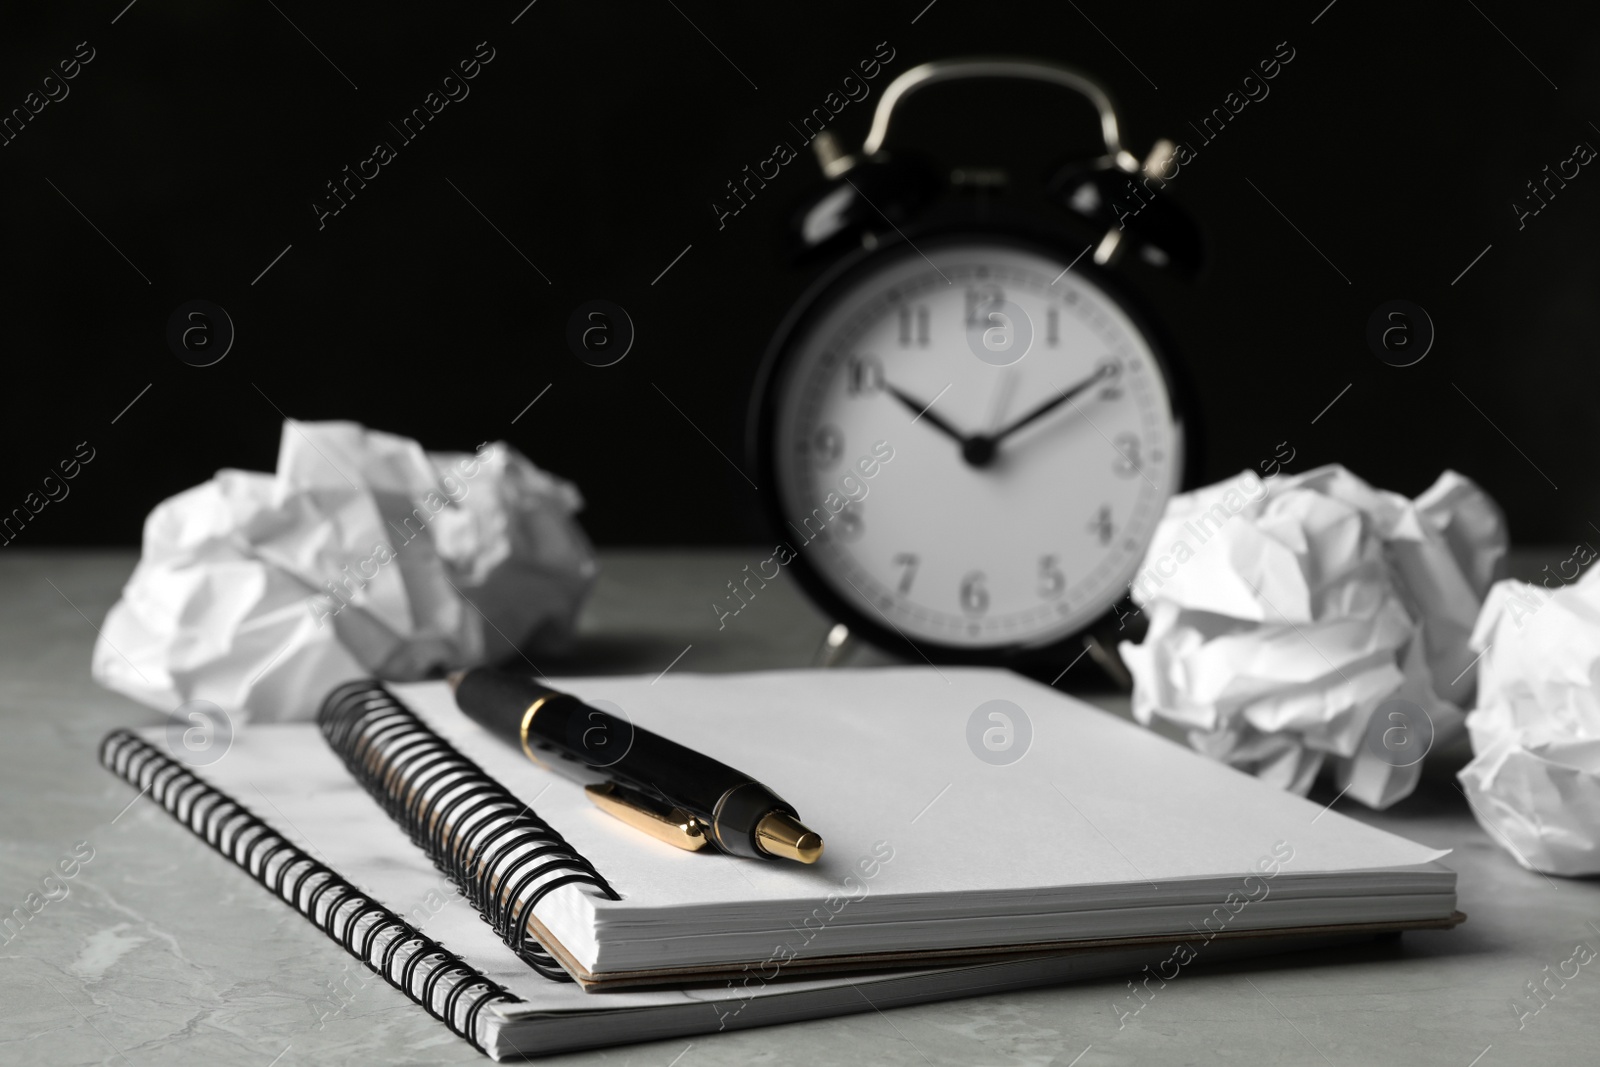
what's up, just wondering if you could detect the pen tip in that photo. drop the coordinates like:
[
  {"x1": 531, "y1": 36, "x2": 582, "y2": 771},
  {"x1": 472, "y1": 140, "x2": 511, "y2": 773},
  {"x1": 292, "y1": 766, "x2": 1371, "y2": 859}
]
[
  {"x1": 755, "y1": 811, "x2": 824, "y2": 864},
  {"x1": 446, "y1": 669, "x2": 465, "y2": 692}
]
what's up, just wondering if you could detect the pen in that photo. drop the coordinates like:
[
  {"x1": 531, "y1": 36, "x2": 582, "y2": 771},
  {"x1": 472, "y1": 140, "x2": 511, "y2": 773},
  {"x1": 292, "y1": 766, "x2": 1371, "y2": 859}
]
[{"x1": 449, "y1": 667, "x2": 824, "y2": 865}]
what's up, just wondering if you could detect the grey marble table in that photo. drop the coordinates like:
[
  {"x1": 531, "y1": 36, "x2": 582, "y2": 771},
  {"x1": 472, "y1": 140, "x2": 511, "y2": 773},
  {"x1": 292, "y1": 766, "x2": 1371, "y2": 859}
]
[{"x1": 2, "y1": 549, "x2": 1596, "y2": 1066}]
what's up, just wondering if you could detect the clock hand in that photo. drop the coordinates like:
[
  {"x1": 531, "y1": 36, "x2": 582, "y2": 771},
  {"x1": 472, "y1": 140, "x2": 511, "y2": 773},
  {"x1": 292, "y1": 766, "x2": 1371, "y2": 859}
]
[
  {"x1": 882, "y1": 382, "x2": 970, "y2": 448},
  {"x1": 984, "y1": 368, "x2": 1020, "y2": 434},
  {"x1": 987, "y1": 363, "x2": 1114, "y2": 447}
]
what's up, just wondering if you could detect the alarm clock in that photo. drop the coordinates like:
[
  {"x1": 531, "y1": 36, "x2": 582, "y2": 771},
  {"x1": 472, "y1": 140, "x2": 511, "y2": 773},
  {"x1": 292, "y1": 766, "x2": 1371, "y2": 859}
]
[{"x1": 749, "y1": 59, "x2": 1203, "y2": 675}]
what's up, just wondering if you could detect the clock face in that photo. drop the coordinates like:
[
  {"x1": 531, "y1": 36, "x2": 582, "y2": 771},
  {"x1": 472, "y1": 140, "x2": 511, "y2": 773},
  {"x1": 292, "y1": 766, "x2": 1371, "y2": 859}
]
[{"x1": 766, "y1": 237, "x2": 1184, "y2": 654}]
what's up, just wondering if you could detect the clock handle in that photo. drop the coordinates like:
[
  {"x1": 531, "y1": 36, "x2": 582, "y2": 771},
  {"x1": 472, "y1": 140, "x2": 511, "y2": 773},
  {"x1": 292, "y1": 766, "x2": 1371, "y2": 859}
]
[{"x1": 859, "y1": 59, "x2": 1138, "y2": 173}]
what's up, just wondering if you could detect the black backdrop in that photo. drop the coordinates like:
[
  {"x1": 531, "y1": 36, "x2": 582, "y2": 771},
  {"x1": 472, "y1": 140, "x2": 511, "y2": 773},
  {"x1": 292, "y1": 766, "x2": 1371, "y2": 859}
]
[{"x1": 2, "y1": 1, "x2": 1596, "y2": 547}]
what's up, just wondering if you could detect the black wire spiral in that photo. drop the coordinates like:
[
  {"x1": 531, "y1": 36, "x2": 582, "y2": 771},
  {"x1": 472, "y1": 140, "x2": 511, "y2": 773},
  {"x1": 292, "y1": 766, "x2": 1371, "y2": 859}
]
[
  {"x1": 98, "y1": 729, "x2": 522, "y2": 1054},
  {"x1": 317, "y1": 680, "x2": 622, "y2": 983}
]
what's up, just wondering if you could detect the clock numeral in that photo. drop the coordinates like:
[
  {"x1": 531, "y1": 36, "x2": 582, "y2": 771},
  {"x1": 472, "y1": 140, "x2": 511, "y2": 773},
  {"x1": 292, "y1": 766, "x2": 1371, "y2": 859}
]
[
  {"x1": 959, "y1": 571, "x2": 989, "y2": 616},
  {"x1": 1046, "y1": 308, "x2": 1059, "y2": 347},
  {"x1": 1096, "y1": 357, "x2": 1123, "y2": 401},
  {"x1": 1087, "y1": 506, "x2": 1113, "y2": 546},
  {"x1": 964, "y1": 285, "x2": 1004, "y2": 326},
  {"x1": 812, "y1": 424, "x2": 844, "y2": 468},
  {"x1": 893, "y1": 552, "x2": 919, "y2": 594},
  {"x1": 1112, "y1": 433, "x2": 1142, "y2": 478},
  {"x1": 848, "y1": 355, "x2": 884, "y2": 396},
  {"x1": 897, "y1": 305, "x2": 929, "y2": 347},
  {"x1": 834, "y1": 503, "x2": 864, "y2": 542},
  {"x1": 1038, "y1": 555, "x2": 1065, "y2": 599}
]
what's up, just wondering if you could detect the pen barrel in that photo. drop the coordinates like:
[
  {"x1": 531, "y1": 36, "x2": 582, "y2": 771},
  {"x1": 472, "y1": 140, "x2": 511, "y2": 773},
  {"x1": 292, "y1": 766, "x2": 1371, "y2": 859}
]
[{"x1": 455, "y1": 670, "x2": 792, "y2": 859}]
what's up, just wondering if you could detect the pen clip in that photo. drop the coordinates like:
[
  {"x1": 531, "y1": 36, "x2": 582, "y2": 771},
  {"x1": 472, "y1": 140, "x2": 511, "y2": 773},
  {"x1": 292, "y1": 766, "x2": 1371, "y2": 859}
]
[{"x1": 584, "y1": 781, "x2": 710, "y2": 853}]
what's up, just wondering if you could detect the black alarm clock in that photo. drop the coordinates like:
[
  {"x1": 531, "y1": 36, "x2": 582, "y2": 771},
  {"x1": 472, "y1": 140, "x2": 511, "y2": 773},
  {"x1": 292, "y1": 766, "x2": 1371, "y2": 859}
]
[{"x1": 748, "y1": 59, "x2": 1203, "y2": 676}]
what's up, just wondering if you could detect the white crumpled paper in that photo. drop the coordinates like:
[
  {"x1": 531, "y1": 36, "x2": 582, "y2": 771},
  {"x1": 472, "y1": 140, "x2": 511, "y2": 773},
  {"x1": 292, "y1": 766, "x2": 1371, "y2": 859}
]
[
  {"x1": 1119, "y1": 464, "x2": 1506, "y2": 809},
  {"x1": 1458, "y1": 556, "x2": 1600, "y2": 875},
  {"x1": 93, "y1": 420, "x2": 596, "y2": 722}
]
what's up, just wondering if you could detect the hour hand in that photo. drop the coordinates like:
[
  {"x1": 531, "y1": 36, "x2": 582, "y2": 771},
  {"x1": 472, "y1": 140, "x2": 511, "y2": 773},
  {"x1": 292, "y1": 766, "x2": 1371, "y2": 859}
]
[{"x1": 883, "y1": 383, "x2": 968, "y2": 447}]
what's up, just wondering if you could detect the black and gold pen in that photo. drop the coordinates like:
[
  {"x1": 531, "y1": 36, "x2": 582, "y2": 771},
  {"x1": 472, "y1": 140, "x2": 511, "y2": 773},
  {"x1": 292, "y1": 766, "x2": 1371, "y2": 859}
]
[{"x1": 449, "y1": 667, "x2": 824, "y2": 864}]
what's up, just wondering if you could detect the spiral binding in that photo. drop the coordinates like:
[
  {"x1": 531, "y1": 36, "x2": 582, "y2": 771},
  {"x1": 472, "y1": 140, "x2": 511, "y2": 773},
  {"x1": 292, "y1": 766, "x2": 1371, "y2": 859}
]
[
  {"x1": 98, "y1": 729, "x2": 521, "y2": 1054},
  {"x1": 317, "y1": 680, "x2": 622, "y2": 983}
]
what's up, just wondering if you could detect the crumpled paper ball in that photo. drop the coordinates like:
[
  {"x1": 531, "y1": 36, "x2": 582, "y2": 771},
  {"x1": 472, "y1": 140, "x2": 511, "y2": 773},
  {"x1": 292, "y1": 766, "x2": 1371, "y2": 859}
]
[
  {"x1": 93, "y1": 420, "x2": 596, "y2": 722},
  {"x1": 1458, "y1": 559, "x2": 1600, "y2": 875},
  {"x1": 1119, "y1": 465, "x2": 1506, "y2": 809}
]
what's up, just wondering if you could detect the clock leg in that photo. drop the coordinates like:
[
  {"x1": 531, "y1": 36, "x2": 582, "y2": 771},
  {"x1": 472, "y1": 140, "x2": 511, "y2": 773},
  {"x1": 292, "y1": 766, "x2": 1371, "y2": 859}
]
[
  {"x1": 1021, "y1": 603, "x2": 1146, "y2": 693},
  {"x1": 1084, "y1": 634, "x2": 1134, "y2": 691},
  {"x1": 813, "y1": 623, "x2": 856, "y2": 669}
]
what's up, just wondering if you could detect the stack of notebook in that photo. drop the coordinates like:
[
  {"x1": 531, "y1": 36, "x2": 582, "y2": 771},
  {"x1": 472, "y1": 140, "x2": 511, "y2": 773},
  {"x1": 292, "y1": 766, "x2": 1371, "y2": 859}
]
[{"x1": 100, "y1": 667, "x2": 1460, "y2": 1059}]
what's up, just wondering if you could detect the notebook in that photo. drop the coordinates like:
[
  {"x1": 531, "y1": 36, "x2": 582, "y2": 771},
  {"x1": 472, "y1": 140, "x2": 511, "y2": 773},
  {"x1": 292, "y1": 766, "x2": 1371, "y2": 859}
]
[
  {"x1": 321, "y1": 668, "x2": 1458, "y2": 983},
  {"x1": 100, "y1": 667, "x2": 1461, "y2": 1057}
]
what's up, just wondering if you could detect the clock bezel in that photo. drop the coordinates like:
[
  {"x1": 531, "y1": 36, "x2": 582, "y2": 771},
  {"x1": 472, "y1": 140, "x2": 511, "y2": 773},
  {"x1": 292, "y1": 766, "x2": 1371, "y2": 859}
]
[{"x1": 748, "y1": 224, "x2": 1201, "y2": 669}]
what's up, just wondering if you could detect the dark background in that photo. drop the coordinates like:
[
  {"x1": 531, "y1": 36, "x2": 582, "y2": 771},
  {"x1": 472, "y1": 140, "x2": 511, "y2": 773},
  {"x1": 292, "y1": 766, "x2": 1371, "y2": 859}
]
[{"x1": 2, "y1": 0, "x2": 1596, "y2": 548}]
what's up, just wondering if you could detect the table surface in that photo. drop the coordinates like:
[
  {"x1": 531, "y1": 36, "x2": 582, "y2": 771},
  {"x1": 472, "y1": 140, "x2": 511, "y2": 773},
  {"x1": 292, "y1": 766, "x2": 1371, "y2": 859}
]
[{"x1": 3, "y1": 549, "x2": 1596, "y2": 1067}]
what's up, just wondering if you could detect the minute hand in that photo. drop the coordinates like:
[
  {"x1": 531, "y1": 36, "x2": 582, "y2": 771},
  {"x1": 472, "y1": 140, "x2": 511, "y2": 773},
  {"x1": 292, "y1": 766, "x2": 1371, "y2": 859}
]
[{"x1": 989, "y1": 364, "x2": 1112, "y2": 446}]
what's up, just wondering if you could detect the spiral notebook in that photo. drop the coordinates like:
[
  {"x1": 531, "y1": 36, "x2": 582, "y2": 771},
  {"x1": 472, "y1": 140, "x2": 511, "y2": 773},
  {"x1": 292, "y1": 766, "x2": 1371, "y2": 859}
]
[
  {"x1": 101, "y1": 667, "x2": 1461, "y2": 1057},
  {"x1": 315, "y1": 670, "x2": 1461, "y2": 987}
]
